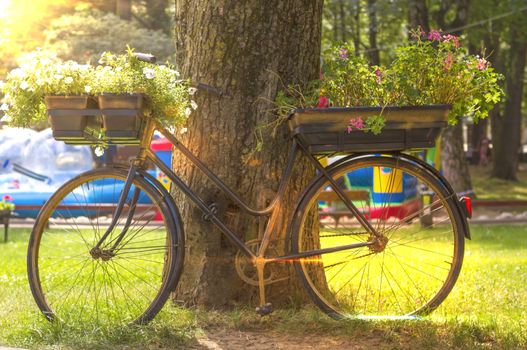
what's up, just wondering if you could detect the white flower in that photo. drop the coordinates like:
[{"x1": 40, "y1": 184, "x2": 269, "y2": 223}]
[
  {"x1": 36, "y1": 78, "x2": 44, "y2": 86},
  {"x1": 185, "y1": 107, "x2": 192, "y2": 117},
  {"x1": 94, "y1": 146, "x2": 105, "y2": 157},
  {"x1": 10, "y1": 68, "x2": 26, "y2": 79},
  {"x1": 115, "y1": 66, "x2": 123, "y2": 72},
  {"x1": 180, "y1": 127, "x2": 188, "y2": 134},
  {"x1": 0, "y1": 104, "x2": 9, "y2": 111},
  {"x1": 143, "y1": 67, "x2": 156, "y2": 79},
  {"x1": 84, "y1": 85, "x2": 92, "y2": 93},
  {"x1": 174, "y1": 70, "x2": 181, "y2": 77},
  {"x1": 54, "y1": 74, "x2": 63, "y2": 80},
  {"x1": 64, "y1": 77, "x2": 74, "y2": 84},
  {"x1": 19, "y1": 81, "x2": 29, "y2": 90},
  {"x1": 0, "y1": 81, "x2": 4, "y2": 89},
  {"x1": 1, "y1": 114, "x2": 11, "y2": 122},
  {"x1": 188, "y1": 87, "x2": 197, "y2": 95},
  {"x1": 190, "y1": 100, "x2": 198, "y2": 110}
]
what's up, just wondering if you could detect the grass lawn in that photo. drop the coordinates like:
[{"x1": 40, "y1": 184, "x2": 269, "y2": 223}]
[
  {"x1": 470, "y1": 164, "x2": 527, "y2": 200},
  {"x1": 0, "y1": 225, "x2": 526, "y2": 349}
]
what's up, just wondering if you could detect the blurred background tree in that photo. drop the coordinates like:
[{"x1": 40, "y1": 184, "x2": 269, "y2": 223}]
[{"x1": 0, "y1": 0, "x2": 525, "y2": 185}]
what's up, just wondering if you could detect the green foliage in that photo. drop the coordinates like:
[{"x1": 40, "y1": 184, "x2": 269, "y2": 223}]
[
  {"x1": 94, "y1": 49, "x2": 194, "y2": 125},
  {"x1": 0, "y1": 50, "x2": 94, "y2": 127},
  {"x1": 44, "y1": 9, "x2": 175, "y2": 63},
  {"x1": 1, "y1": 49, "x2": 194, "y2": 128},
  {"x1": 389, "y1": 31, "x2": 504, "y2": 124},
  {"x1": 275, "y1": 30, "x2": 504, "y2": 133}
]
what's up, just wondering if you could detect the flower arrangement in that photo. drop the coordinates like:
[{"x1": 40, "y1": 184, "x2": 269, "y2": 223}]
[
  {"x1": 0, "y1": 195, "x2": 15, "y2": 212},
  {"x1": 276, "y1": 29, "x2": 504, "y2": 134},
  {"x1": 0, "y1": 48, "x2": 195, "y2": 129}
]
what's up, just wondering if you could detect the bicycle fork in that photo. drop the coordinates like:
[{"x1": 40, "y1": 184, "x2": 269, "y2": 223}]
[{"x1": 90, "y1": 166, "x2": 141, "y2": 260}]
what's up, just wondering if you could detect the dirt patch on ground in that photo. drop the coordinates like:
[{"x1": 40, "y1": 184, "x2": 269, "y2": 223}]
[{"x1": 191, "y1": 328, "x2": 391, "y2": 350}]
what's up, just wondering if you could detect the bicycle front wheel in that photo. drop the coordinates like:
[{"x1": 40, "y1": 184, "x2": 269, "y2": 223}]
[
  {"x1": 292, "y1": 155, "x2": 465, "y2": 319},
  {"x1": 28, "y1": 167, "x2": 184, "y2": 325}
]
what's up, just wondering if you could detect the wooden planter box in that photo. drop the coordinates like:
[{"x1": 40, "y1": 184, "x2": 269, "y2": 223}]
[
  {"x1": 99, "y1": 94, "x2": 146, "y2": 144},
  {"x1": 45, "y1": 95, "x2": 101, "y2": 144},
  {"x1": 288, "y1": 105, "x2": 450, "y2": 154}
]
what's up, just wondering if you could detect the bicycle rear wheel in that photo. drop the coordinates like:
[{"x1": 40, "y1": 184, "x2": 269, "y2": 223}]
[
  {"x1": 292, "y1": 155, "x2": 465, "y2": 319},
  {"x1": 27, "y1": 167, "x2": 184, "y2": 325}
]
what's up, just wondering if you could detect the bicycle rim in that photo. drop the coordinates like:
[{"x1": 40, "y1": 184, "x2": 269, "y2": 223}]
[
  {"x1": 293, "y1": 155, "x2": 465, "y2": 318},
  {"x1": 27, "y1": 168, "x2": 180, "y2": 325}
]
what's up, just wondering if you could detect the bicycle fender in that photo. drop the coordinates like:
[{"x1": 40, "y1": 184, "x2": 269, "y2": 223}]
[{"x1": 336, "y1": 153, "x2": 471, "y2": 240}]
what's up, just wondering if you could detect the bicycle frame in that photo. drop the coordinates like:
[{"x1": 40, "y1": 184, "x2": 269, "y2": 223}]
[{"x1": 93, "y1": 118, "x2": 378, "y2": 265}]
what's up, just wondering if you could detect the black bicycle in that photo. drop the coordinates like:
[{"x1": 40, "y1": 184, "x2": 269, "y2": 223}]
[{"x1": 27, "y1": 56, "x2": 471, "y2": 325}]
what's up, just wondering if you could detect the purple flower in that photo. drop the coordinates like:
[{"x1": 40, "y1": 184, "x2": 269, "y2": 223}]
[
  {"x1": 428, "y1": 30, "x2": 442, "y2": 42},
  {"x1": 339, "y1": 47, "x2": 349, "y2": 59},
  {"x1": 375, "y1": 68, "x2": 382, "y2": 83},
  {"x1": 347, "y1": 117, "x2": 365, "y2": 133}
]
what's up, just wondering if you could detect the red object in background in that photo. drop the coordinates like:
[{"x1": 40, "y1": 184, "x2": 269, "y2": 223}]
[{"x1": 151, "y1": 138, "x2": 173, "y2": 221}]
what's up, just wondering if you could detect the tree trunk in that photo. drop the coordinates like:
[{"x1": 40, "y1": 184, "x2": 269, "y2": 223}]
[
  {"x1": 338, "y1": 0, "x2": 347, "y2": 42},
  {"x1": 367, "y1": 0, "x2": 380, "y2": 65},
  {"x1": 491, "y1": 36, "x2": 527, "y2": 180},
  {"x1": 440, "y1": 124, "x2": 473, "y2": 194},
  {"x1": 172, "y1": 0, "x2": 323, "y2": 307},
  {"x1": 407, "y1": 0, "x2": 430, "y2": 33},
  {"x1": 352, "y1": 2, "x2": 361, "y2": 55},
  {"x1": 145, "y1": 0, "x2": 171, "y2": 33},
  {"x1": 471, "y1": 118, "x2": 488, "y2": 165},
  {"x1": 116, "y1": 0, "x2": 132, "y2": 20},
  {"x1": 430, "y1": 1, "x2": 473, "y2": 193}
]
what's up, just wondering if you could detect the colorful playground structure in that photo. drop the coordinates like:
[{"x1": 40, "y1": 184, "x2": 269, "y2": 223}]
[
  {"x1": 0, "y1": 128, "x2": 172, "y2": 219},
  {"x1": 0, "y1": 127, "x2": 438, "y2": 223}
]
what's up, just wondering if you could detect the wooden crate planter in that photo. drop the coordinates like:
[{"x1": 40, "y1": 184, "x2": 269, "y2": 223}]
[
  {"x1": 45, "y1": 95, "x2": 100, "y2": 144},
  {"x1": 288, "y1": 105, "x2": 450, "y2": 154},
  {"x1": 98, "y1": 94, "x2": 146, "y2": 144}
]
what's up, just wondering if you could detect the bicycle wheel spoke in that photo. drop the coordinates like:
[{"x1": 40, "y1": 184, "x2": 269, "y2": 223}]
[
  {"x1": 295, "y1": 156, "x2": 464, "y2": 318},
  {"x1": 29, "y1": 170, "x2": 180, "y2": 325}
]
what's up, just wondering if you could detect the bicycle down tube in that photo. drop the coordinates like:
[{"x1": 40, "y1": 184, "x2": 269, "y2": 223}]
[{"x1": 94, "y1": 121, "x2": 377, "y2": 262}]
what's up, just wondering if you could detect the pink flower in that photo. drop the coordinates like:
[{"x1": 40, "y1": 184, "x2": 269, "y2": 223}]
[
  {"x1": 428, "y1": 30, "x2": 442, "y2": 42},
  {"x1": 443, "y1": 52, "x2": 454, "y2": 71},
  {"x1": 375, "y1": 68, "x2": 382, "y2": 83},
  {"x1": 476, "y1": 58, "x2": 488, "y2": 71},
  {"x1": 2, "y1": 195, "x2": 13, "y2": 202},
  {"x1": 347, "y1": 117, "x2": 365, "y2": 133},
  {"x1": 339, "y1": 47, "x2": 349, "y2": 59},
  {"x1": 443, "y1": 34, "x2": 460, "y2": 48},
  {"x1": 317, "y1": 96, "x2": 329, "y2": 108}
]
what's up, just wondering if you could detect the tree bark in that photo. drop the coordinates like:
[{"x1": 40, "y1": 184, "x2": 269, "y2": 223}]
[
  {"x1": 440, "y1": 124, "x2": 473, "y2": 194},
  {"x1": 491, "y1": 35, "x2": 527, "y2": 180},
  {"x1": 116, "y1": 0, "x2": 132, "y2": 20},
  {"x1": 367, "y1": 0, "x2": 380, "y2": 65},
  {"x1": 407, "y1": 0, "x2": 430, "y2": 33},
  {"x1": 172, "y1": 0, "x2": 323, "y2": 307},
  {"x1": 431, "y1": 0, "x2": 473, "y2": 193}
]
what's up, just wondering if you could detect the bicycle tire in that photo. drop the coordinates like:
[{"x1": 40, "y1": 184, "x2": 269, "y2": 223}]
[
  {"x1": 291, "y1": 155, "x2": 465, "y2": 319},
  {"x1": 27, "y1": 167, "x2": 184, "y2": 325}
]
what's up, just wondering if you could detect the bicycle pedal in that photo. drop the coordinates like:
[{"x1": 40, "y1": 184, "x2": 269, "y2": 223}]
[{"x1": 255, "y1": 303, "x2": 273, "y2": 316}]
